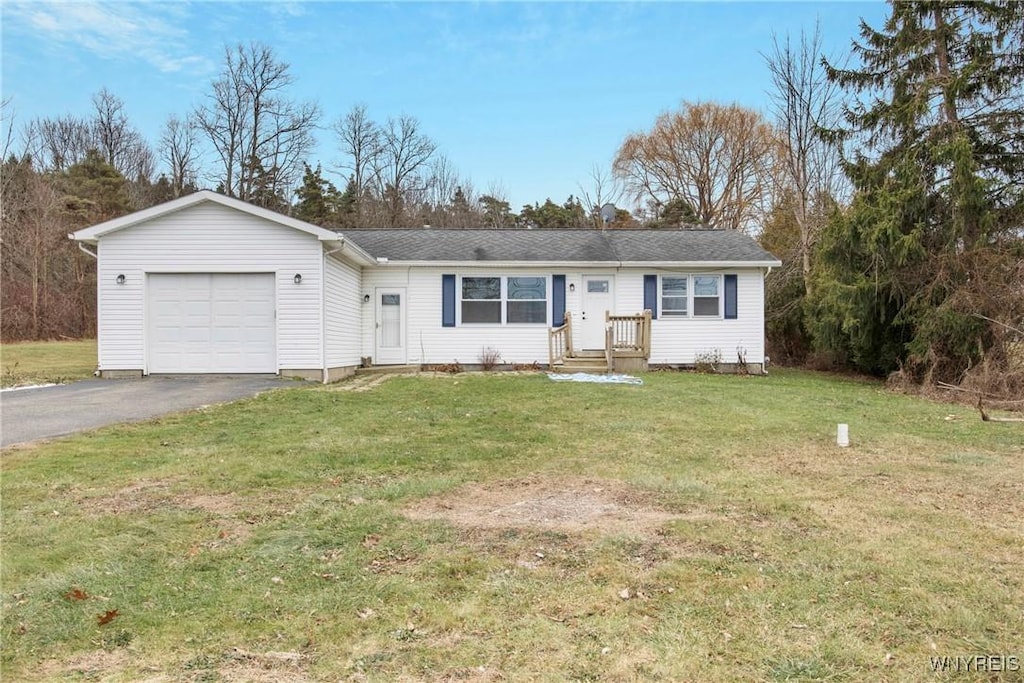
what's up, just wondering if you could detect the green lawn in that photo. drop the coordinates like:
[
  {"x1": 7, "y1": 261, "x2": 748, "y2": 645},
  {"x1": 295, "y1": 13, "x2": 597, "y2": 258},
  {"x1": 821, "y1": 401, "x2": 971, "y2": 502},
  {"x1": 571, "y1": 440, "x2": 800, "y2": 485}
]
[
  {"x1": 2, "y1": 370, "x2": 1021, "y2": 682},
  {"x1": 0, "y1": 339, "x2": 97, "y2": 388}
]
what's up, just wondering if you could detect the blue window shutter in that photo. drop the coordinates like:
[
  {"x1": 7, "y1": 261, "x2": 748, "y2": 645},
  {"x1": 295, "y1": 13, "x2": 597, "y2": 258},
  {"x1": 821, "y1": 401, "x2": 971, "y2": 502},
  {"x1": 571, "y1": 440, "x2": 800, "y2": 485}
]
[
  {"x1": 724, "y1": 274, "x2": 737, "y2": 319},
  {"x1": 552, "y1": 274, "x2": 566, "y2": 327},
  {"x1": 643, "y1": 274, "x2": 658, "y2": 320},
  {"x1": 442, "y1": 274, "x2": 456, "y2": 327}
]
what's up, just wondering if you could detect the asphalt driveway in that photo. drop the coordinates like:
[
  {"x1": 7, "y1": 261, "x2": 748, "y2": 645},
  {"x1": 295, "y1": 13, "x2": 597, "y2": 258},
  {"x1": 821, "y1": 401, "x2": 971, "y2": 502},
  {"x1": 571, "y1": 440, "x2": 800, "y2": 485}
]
[{"x1": 1, "y1": 375, "x2": 292, "y2": 447}]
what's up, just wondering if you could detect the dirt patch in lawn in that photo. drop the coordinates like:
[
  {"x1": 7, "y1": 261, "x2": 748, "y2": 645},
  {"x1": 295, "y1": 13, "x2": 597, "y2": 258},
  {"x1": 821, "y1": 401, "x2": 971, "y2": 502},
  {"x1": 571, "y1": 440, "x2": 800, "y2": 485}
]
[
  {"x1": 32, "y1": 649, "x2": 171, "y2": 683},
  {"x1": 79, "y1": 478, "x2": 244, "y2": 517},
  {"x1": 404, "y1": 476, "x2": 679, "y2": 536}
]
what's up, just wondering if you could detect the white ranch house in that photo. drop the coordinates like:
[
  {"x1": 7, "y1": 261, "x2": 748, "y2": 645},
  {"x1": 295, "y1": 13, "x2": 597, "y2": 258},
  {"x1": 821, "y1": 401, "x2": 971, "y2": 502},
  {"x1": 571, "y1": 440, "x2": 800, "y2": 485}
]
[{"x1": 71, "y1": 191, "x2": 781, "y2": 380}]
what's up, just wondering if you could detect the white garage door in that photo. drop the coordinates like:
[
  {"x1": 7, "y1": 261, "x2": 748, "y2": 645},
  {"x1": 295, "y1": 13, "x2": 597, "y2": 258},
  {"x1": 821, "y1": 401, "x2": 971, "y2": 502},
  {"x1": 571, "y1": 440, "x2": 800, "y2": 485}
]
[{"x1": 147, "y1": 273, "x2": 276, "y2": 373}]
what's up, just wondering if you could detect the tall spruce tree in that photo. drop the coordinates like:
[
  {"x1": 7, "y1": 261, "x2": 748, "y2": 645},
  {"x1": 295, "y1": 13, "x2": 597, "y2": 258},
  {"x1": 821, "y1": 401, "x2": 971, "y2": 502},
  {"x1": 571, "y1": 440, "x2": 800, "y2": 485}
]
[
  {"x1": 293, "y1": 163, "x2": 343, "y2": 227},
  {"x1": 808, "y1": 1, "x2": 1024, "y2": 382}
]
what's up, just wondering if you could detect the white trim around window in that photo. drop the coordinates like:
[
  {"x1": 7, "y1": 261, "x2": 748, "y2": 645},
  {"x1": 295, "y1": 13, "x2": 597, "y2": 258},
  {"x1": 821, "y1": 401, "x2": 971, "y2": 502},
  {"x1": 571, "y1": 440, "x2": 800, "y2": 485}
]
[
  {"x1": 459, "y1": 275, "x2": 549, "y2": 325},
  {"x1": 660, "y1": 274, "x2": 722, "y2": 319}
]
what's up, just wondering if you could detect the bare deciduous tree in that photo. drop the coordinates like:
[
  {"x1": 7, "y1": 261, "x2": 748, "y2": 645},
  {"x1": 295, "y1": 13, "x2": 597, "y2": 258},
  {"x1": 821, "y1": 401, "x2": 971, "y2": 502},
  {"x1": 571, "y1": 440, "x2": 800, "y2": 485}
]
[
  {"x1": 424, "y1": 154, "x2": 459, "y2": 214},
  {"x1": 91, "y1": 88, "x2": 154, "y2": 182},
  {"x1": 334, "y1": 104, "x2": 380, "y2": 193},
  {"x1": 371, "y1": 115, "x2": 436, "y2": 227},
  {"x1": 613, "y1": 101, "x2": 777, "y2": 232},
  {"x1": 158, "y1": 114, "x2": 201, "y2": 198},
  {"x1": 578, "y1": 163, "x2": 622, "y2": 228},
  {"x1": 0, "y1": 157, "x2": 75, "y2": 339},
  {"x1": 25, "y1": 115, "x2": 93, "y2": 172},
  {"x1": 195, "y1": 42, "x2": 320, "y2": 207},
  {"x1": 333, "y1": 103, "x2": 381, "y2": 224},
  {"x1": 764, "y1": 26, "x2": 846, "y2": 293}
]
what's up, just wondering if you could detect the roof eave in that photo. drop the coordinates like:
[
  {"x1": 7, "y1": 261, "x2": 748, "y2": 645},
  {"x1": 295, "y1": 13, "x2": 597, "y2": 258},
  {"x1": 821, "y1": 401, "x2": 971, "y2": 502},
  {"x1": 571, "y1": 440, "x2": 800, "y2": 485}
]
[
  {"x1": 70, "y1": 190, "x2": 340, "y2": 242},
  {"x1": 326, "y1": 236, "x2": 376, "y2": 267},
  {"x1": 366, "y1": 259, "x2": 782, "y2": 268}
]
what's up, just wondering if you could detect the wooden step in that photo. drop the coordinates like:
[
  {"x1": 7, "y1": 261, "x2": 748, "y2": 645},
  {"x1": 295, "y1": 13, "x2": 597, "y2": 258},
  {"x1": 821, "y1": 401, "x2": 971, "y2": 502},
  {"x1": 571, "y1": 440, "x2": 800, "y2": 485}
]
[
  {"x1": 564, "y1": 356, "x2": 607, "y2": 366},
  {"x1": 557, "y1": 365, "x2": 609, "y2": 374},
  {"x1": 552, "y1": 356, "x2": 610, "y2": 374}
]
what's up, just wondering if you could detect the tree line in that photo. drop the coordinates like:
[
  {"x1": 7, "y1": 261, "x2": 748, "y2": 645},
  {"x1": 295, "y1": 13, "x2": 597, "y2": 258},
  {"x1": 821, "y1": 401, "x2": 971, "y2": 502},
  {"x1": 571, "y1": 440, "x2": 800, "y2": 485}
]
[{"x1": 2, "y1": 1, "x2": 1021, "y2": 401}]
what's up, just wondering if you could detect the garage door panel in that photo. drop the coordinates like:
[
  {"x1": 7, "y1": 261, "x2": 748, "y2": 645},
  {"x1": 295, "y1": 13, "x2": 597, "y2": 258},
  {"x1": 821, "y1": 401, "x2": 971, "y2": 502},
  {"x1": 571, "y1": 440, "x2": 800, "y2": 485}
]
[{"x1": 147, "y1": 273, "x2": 276, "y2": 373}]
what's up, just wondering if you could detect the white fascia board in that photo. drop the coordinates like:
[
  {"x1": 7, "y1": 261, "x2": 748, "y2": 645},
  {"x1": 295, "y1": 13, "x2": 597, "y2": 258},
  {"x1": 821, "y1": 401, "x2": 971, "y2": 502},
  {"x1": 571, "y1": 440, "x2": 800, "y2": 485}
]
[
  {"x1": 324, "y1": 238, "x2": 376, "y2": 267},
  {"x1": 365, "y1": 260, "x2": 782, "y2": 269},
  {"x1": 625, "y1": 260, "x2": 783, "y2": 269},
  {"x1": 368, "y1": 260, "x2": 625, "y2": 269},
  {"x1": 71, "y1": 190, "x2": 339, "y2": 243}
]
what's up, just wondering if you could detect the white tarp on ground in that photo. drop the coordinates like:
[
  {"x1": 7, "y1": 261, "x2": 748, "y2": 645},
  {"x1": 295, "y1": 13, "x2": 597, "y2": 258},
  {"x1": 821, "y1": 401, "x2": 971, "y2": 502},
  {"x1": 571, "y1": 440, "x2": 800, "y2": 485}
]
[{"x1": 546, "y1": 372, "x2": 643, "y2": 385}]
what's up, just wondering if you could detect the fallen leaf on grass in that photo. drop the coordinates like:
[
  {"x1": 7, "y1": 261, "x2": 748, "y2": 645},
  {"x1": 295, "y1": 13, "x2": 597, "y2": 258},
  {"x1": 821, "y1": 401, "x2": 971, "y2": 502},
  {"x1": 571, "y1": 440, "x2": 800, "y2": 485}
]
[
  {"x1": 362, "y1": 534, "x2": 381, "y2": 549},
  {"x1": 65, "y1": 588, "x2": 89, "y2": 601},
  {"x1": 357, "y1": 608, "x2": 375, "y2": 619},
  {"x1": 97, "y1": 609, "x2": 119, "y2": 626}
]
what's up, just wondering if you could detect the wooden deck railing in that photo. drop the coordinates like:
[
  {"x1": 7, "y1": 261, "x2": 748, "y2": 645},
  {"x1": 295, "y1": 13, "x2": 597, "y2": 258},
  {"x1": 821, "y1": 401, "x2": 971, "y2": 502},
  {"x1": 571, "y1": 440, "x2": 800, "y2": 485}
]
[
  {"x1": 548, "y1": 311, "x2": 573, "y2": 369},
  {"x1": 605, "y1": 310, "x2": 652, "y2": 357}
]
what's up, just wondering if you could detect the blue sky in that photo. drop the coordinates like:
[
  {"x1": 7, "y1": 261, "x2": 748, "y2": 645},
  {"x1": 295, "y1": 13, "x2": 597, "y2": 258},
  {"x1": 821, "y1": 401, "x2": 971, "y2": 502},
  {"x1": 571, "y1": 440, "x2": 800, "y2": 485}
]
[{"x1": 1, "y1": 1, "x2": 888, "y2": 211}]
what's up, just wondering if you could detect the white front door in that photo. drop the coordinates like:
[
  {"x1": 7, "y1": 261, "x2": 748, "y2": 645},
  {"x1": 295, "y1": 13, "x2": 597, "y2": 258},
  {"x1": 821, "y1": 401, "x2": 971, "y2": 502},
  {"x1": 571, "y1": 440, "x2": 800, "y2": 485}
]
[
  {"x1": 579, "y1": 275, "x2": 614, "y2": 350},
  {"x1": 374, "y1": 288, "x2": 406, "y2": 365}
]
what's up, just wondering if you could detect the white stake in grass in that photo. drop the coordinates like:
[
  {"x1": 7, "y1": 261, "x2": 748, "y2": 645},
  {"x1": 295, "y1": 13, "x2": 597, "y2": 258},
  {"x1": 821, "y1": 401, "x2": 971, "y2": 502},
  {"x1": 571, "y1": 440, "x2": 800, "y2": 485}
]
[{"x1": 837, "y1": 423, "x2": 850, "y2": 447}]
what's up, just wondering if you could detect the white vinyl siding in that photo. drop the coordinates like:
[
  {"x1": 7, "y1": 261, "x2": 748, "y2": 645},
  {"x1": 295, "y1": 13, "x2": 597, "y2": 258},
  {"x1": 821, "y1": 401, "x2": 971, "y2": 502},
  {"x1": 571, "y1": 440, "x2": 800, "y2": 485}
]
[
  {"x1": 96, "y1": 202, "x2": 323, "y2": 373},
  {"x1": 360, "y1": 267, "x2": 766, "y2": 367},
  {"x1": 637, "y1": 270, "x2": 766, "y2": 365},
  {"x1": 362, "y1": 267, "x2": 556, "y2": 365},
  {"x1": 324, "y1": 256, "x2": 361, "y2": 369}
]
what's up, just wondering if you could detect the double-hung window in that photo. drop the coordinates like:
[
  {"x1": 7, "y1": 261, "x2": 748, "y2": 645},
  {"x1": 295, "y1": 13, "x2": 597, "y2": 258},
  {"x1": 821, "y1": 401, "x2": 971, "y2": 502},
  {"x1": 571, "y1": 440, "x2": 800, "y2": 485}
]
[
  {"x1": 506, "y1": 277, "x2": 547, "y2": 323},
  {"x1": 460, "y1": 276, "x2": 547, "y2": 324},
  {"x1": 692, "y1": 276, "x2": 720, "y2": 317},
  {"x1": 661, "y1": 277, "x2": 688, "y2": 316},
  {"x1": 660, "y1": 275, "x2": 721, "y2": 318}
]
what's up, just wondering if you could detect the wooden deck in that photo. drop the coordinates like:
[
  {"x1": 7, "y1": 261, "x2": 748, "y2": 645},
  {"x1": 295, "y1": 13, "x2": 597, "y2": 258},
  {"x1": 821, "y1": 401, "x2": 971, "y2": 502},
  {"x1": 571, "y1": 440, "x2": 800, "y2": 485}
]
[{"x1": 549, "y1": 310, "x2": 652, "y2": 373}]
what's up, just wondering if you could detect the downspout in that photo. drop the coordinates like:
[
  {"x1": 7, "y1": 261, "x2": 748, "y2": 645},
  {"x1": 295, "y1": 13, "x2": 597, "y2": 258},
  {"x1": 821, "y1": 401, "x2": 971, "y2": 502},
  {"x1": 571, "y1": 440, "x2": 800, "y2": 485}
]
[
  {"x1": 77, "y1": 242, "x2": 99, "y2": 375},
  {"x1": 763, "y1": 266, "x2": 772, "y2": 374},
  {"x1": 321, "y1": 240, "x2": 347, "y2": 384}
]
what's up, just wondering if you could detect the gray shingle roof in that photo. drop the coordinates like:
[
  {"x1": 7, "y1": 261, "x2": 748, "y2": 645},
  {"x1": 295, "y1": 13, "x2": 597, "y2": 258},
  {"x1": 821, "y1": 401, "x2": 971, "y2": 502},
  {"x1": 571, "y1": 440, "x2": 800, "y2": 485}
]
[{"x1": 342, "y1": 229, "x2": 780, "y2": 264}]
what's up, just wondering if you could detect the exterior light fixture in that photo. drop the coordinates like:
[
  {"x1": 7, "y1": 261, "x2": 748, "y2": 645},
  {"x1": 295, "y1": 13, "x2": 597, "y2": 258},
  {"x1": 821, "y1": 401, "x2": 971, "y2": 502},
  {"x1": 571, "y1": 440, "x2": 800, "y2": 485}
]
[
  {"x1": 363, "y1": 294, "x2": 371, "y2": 303},
  {"x1": 293, "y1": 273, "x2": 302, "y2": 285},
  {"x1": 569, "y1": 282, "x2": 575, "y2": 292},
  {"x1": 115, "y1": 274, "x2": 126, "y2": 285}
]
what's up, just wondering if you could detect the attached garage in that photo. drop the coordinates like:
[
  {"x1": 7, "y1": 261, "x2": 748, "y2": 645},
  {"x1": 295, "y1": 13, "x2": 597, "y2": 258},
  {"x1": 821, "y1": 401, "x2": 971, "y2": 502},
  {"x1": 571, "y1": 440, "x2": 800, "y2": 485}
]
[
  {"x1": 146, "y1": 273, "x2": 276, "y2": 373},
  {"x1": 71, "y1": 191, "x2": 373, "y2": 381}
]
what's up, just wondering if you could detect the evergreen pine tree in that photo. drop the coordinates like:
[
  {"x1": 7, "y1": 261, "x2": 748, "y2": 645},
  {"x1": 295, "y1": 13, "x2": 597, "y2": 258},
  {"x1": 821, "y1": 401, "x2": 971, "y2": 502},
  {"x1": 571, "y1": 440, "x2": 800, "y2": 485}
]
[{"x1": 808, "y1": 1, "x2": 1024, "y2": 381}]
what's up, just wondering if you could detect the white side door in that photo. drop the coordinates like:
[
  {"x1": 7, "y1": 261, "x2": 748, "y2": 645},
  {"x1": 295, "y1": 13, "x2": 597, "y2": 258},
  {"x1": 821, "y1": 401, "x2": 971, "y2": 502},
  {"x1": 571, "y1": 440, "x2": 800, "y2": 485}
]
[
  {"x1": 579, "y1": 275, "x2": 615, "y2": 350},
  {"x1": 374, "y1": 288, "x2": 406, "y2": 365}
]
